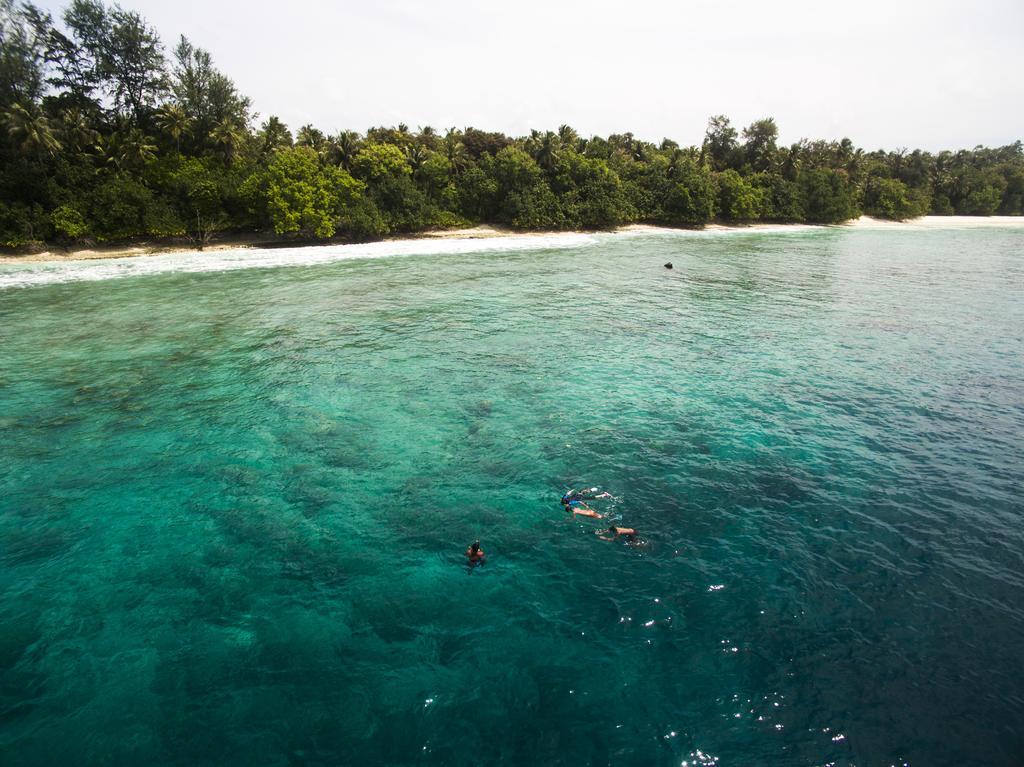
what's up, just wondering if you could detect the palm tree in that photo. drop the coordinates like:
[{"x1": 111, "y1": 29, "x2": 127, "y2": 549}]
[
  {"x1": 210, "y1": 117, "x2": 245, "y2": 164},
  {"x1": 2, "y1": 103, "x2": 62, "y2": 159},
  {"x1": 632, "y1": 141, "x2": 651, "y2": 163},
  {"x1": 609, "y1": 132, "x2": 635, "y2": 156},
  {"x1": 96, "y1": 127, "x2": 157, "y2": 172},
  {"x1": 417, "y1": 125, "x2": 439, "y2": 151},
  {"x1": 58, "y1": 109, "x2": 100, "y2": 153},
  {"x1": 295, "y1": 124, "x2": 326, "y2": 154},
  {"x1": 120, "y1": 128, "x2": 157, "y2": 168},
  {"x1": 557, "y1": 124, "x2": 578, "y2": 148},
  {"x1": 332, "y1": 130, "x2": 361, "y2": 170},
  {"x1": 405, "y1": 143, "x2": 427, "y2": 172},
  {"x1": 847, "y1": 147, "x2": 864, "y2": 177},
  {"x1": 667, "y1": 147, "x2": 687, "y2": 176},
  {"x1": 523, "y1": 129, "x2": 541, "y2": 158},
  {"x1": 534, "y1": 131, "x2": 560, "y2": 172},
  {"x1": 443, "y1": 127, "x2": 467, "y2": 176},
  {"x1": 258, "y1": 116, "x2": 293, "y2": 156},
  {"x1": 780, "y1": 144, "x2": 801, "y2": 181},
  {"x1": 156, "y1": 104, "x2": 190, "y2": 153},
  {"x1": 94, "y1": 133, "x2": 119, "y2": 170},
  {"x1": 886, "y1": 146, "x2": 907, "y2": 179}
]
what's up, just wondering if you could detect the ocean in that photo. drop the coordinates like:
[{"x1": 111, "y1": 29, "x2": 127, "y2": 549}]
[{"x1": 1, "y1": 223, "x2": 1022, "y2": 765}]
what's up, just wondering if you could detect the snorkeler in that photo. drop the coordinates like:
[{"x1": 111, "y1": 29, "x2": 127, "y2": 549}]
[
  {"x1": 561, "y1": 496, "x2": 603, "y2": 519},
  {"x1": 466, "y1": 541, "x2": 486, "y2": 564},
  {"x1": 562, "y1": 487, "x2": 613, "y2": 503},
  {"x1": 596, "y1": 525, "x2": 637, "y2": 542}
]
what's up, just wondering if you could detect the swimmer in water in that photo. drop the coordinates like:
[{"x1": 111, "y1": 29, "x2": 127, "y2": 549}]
[
  {"x1": 560, "y1": 487, "x2": 613, "y2": 518},
  {"x1": 597, "y1": 525, "x2": 637, "y2": 542},
  {"x1": 562, "y1": 487, "x2": 613, "y2": 503},
  {"x1": 466, "y1": 541, "x2": 486, "y2": 564},
  {"x1": 562, "y1": 496, "x2": 603, "y2": 519}
]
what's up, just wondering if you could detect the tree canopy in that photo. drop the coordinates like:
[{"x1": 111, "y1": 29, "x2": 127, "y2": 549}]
[{"x1": 0, "y1": 0, "x2": 1021, "y2": 248}]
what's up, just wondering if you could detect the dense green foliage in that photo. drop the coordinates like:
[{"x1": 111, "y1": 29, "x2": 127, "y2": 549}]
[{"x1": 1, "y1": 0, "x2": 1022, "y2": 248}]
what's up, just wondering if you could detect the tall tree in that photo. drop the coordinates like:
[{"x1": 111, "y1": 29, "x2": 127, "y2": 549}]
[
  {"x1": 742, "y1": 117, "x2": 778, "y2": 172},
  {"x1": 702, "y1": 115, "x2": 738, "y2": 171},
  {"x1": 63, "y1": 0, "x2": 166, "y2": 126},
  {"x1": 0, "y1": 0, "x2": 51, "y2": 109},
  {"x1": 171, "y1": 36, "x2": 249, "y2": 148}
]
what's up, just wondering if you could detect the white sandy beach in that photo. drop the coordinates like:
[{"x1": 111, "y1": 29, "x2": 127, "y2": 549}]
[{"x1": 1, "y1": 216, "x2": 1022, "y2": 266}]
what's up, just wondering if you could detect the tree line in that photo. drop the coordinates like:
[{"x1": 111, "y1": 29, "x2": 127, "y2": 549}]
[{"x1": 2, "y1": 0, "x2": 1022, "y2": 248}]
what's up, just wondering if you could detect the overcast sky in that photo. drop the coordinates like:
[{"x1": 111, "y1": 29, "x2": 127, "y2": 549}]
[{"x1": 36, "y1": 0, "x2": 1024, "y2": 151}]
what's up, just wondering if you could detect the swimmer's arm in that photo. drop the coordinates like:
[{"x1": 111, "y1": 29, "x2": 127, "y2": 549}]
[{"x1": 596, "y1": 533, "x2": 615, "y2": 541}]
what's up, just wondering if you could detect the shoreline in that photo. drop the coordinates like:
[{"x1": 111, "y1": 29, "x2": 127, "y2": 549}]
[{"x1": 1, "y1": 216, "x2": 1022, "y2": 265}]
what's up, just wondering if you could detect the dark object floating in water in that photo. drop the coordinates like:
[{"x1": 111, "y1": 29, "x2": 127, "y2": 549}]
[{"x1": 664, "y1": 262, "x2": 673, "y2": 269}]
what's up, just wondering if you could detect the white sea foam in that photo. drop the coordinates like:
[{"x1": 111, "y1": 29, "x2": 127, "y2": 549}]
[
  {"x1": 2, "y1": 217, "x2": 1021, "y2": 290},
  {"x1": 0, "y1": 232, "x2": 598, "y2": 290},
  {"x1": 0, "y1": 226, "x2": 822, "y2": 290}
]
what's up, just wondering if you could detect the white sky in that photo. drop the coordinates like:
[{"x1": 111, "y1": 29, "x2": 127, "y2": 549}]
[{"x1": 36, "y1": 0, "x2": 1024, "y2": 151}]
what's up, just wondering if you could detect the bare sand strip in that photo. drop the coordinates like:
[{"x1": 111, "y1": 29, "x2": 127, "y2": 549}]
[{"x1": 2, "y1": 216, "x2": 1021, "y2": 265}]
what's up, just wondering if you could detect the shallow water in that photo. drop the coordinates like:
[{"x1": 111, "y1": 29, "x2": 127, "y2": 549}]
[{"x1": 1, "y1": 226, "x2": 1022, "y2": 766}]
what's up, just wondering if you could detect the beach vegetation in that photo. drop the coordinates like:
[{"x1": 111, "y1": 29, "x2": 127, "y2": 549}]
[{"x1": 0, "y1": 0, "x2": 1022, "y2": 248}]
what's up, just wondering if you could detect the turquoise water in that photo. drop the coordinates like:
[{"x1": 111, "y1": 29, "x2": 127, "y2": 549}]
[{"x1": 1, "y1": 226, "x2": 1023, "y2": 766}]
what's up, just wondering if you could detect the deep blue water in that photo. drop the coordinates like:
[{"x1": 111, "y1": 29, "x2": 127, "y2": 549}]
[{"x1": 1, "y1": 225, "x2": 1022, "y2": 766}]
